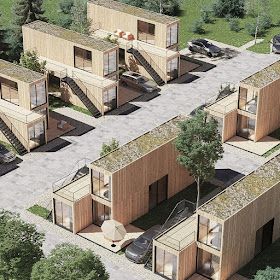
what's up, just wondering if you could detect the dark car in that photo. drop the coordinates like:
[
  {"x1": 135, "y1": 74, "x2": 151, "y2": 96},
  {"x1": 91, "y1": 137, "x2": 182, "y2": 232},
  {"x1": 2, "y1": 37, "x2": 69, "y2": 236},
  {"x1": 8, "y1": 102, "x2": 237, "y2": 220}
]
[
  {"x1": 271, "y1": 34, "x2": 280, "y2": 54},
  {"x1": 125, "y1": 225, "x2": 161, "y2": 263},
  {"x1": 188, "y1": 39, "x2": 222, "y2": 57},
  {"x1": 0, "y1": 145, "x2": 16, "y2": 164},
  {"x1": 120, "y1": 71, "x2": 158, "y2": 93}
]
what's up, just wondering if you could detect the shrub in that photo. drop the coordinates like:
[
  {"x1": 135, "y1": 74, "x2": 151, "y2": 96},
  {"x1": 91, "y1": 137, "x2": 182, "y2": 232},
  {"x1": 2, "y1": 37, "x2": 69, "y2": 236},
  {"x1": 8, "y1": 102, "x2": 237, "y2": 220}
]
[
  {"x1": 100, "y1": 138, "x2": 119, "y2": 157},
  {"x1": 246, "y1": 13, "x2": 272, "y2": 37},
  {"x1": 212, "y1": 0, "x2": 245, "y2": 18},
  {"x1": 191, "y1": 19, "x2": 205, "y2": 34},
  {"x1": 201, "y1": 7, "x2": 213, "y2": 24},
  {"x1": 259, "y1": 13, "x2": 272, "y2": 30},
  {"x1": 229, "y1": 18, "x2": 241, "y2": 32},
  {"x1": 254, "y1": 266, "x2": 280, "y2": 280}
]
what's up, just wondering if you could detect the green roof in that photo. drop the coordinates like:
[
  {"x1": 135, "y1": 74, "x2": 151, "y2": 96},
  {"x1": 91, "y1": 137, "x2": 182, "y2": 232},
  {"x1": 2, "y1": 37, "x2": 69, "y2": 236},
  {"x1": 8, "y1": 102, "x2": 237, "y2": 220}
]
[
  {"x1": 24, "y1": 21, "x2": 116, "y2": 52},
  {"x1": 89, "y1": 0, "x2": 179, "y2": 25},
  {"x1": 242, "y1": 60, "x2": 280, "y2": 88},
  {"x1": 92, "y1": 116, "x2": 186, "y2": 173},
  {"x1": 200, "y1": 155, "x2": 280, "y2": 220},
  {"x1": 0, "y1": 59, "x2": 44, "y2": 83}
]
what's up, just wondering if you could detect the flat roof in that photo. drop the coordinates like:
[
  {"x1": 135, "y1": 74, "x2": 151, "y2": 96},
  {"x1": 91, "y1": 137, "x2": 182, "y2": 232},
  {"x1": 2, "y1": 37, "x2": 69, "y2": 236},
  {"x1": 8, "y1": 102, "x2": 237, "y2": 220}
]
[
  {"x1": 88, "y1": 0, "x2": 179, "y2": 25},
  {"x1": 241, "y1": 60, "x2": 280, "y2": 88},
  {"x1": 92, "y1": 115, "x2": 186, "y2": 173},
  {"x1": 0, "y1": 59, "x2": 44, "y2": 83},
  {"x1": 24, "y1": 21, "x2": 116, "y2": 52},
  {"x1": 199, "y1": 155, "x2": 280, "y2": 221}
]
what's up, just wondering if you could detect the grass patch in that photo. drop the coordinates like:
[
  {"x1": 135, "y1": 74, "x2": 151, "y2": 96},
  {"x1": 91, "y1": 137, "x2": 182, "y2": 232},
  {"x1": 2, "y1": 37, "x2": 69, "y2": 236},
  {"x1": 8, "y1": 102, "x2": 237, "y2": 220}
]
[
  {"x1": 131, "y1": 182, "x2": 220, "y2": 230},
  {"x1": 238, "y1": 238, "x2": 280, "y2": 279},
  {"x1": 27, "y1": 204, "x2": 52, "y2": 221}
]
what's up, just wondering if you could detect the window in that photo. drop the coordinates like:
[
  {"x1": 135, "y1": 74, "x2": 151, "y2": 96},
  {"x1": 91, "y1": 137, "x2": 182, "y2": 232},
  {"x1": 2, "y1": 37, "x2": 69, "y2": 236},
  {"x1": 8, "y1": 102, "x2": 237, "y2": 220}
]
[
  {"x1": 30, "y1": 81, "x2": 47, "y2": 109},
  {"x1": 238, "y1": 87, "x2": 258, "y2": 114},
  {"x1": 28, "y1": 121, "x2": 45, "y2": 150},
  {"x1": 155, "y1": 247, "x2": 177, "y2": 280},
  {"x1": 103, "y1": 87, "x2": 117, "y2": 112},
  {"x1": 166, "y1": 24, "x2": 178, "y2": 47},
  {"x1": 0, "y1": 77, "x2": 19, "y2": 105},
  {"x1": 167, "y1": 58, "x2": 179, "y2": 81},
  {"x1": 237, "y1": 115, "x2": 256, "y2": 140},
  {"x1": 198, "y1": 216, "x2": 222, "y2": 250},
  {"x1": 104, "y1": 50, "x2": 117, "y2": 76},
  {"x1": 92, "y1": 170, "x2": 112, "y2": 201},
  {"x1": 149, "y1": 175, "x2": 168, "y2": 210},
  {"x1": 54, "y1": 199, "x2": 73, "y2": 231},
  {"x1": 137, "y1": 20, "x2": 155, "y2": 45},
  {"x1": 93, "y1": 201, "x2": 111, "y2": 226},
  {"x1": 197, "y1": 249, "x2": 220, "y2": 280},
  {"x1": 74, "y1": 46, "x2": 92, "y2": 73}
]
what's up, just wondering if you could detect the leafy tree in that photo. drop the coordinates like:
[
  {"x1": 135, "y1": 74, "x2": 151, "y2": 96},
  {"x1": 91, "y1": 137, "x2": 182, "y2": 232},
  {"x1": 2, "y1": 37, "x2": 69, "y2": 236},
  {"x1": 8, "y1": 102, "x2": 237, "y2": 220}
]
[
  {"x1": 31, "y1": 243, "x2": 109, "y2": 280},
  {"x1": 191, "y1": 19, "x2": 205, "y2": 34},
  {"x1": 254, "y1": 266, "x2": 280, "y2": 280},
  {"x1": 0, "y1": 210, "x2": 44, "y2": 280},
  {"x1": 0, "y1": 14, "x2": 9, "y2": 60},
  {"x1": 201, "y1": 7, "x2": 213, "y2": 24},
  {"x1": 52, "y1": 0, "x2": 74, "y2": 28},
  {"x1": 175, "y1": 110, "x2": 224, "y2": 209},
  {"x1": 212, "y1": 0, "x2": 245, "y2": 18},
  {"x1": 19, "y1": 50, "x2": 46, "y2": 73},
  {"x1": 59, "y1": 0, "x2": 74, "y2": 14},
  {"x1": 100, "y1": 138, "x2": 119, "y2": 157}
]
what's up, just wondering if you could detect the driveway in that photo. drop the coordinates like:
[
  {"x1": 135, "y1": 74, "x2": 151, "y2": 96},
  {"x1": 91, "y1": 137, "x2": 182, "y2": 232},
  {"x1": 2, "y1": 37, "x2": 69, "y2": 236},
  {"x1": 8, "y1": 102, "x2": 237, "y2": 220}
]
[{"x1": 0, "y1": 49, "x2": 279, "y2": 280}]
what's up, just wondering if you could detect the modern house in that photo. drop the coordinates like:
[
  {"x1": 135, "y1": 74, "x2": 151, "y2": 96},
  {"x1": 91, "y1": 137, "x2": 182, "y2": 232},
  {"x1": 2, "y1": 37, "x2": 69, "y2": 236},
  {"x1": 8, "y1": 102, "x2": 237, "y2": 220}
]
[
  {"x1": 88, "y1": 0, "x2": 181, "y2": 85},
  {"x1": 52, "y1": 116, "x2": 194, "y2": 233},
  {"x1": 153, "y1": 155, "x2": 280, "y2": 280},
  {"x1": 0, "y1": 59, "x2": 48, "y2": 154},
  {"x1": 206, "y1": 60, "x2": 280, "y2": 143},
  {"x1": 22, "y1": 21, "x2": 119, "y2": 117}
]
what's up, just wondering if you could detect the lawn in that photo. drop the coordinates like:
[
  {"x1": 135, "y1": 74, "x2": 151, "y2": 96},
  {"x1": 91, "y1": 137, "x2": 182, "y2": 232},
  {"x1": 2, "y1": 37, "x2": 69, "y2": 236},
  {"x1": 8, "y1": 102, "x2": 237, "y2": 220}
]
[
  {"x1": 238, "y1": 238, "x2": 280, "y2": 279},
  {"x1": 27, "y1": 204, "x2": 52, "y2": 221}
]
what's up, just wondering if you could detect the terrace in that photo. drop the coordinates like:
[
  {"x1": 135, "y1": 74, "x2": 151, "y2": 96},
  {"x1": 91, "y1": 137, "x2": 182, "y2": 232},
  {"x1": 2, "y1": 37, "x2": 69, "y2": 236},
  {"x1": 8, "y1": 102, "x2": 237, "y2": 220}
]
[{"x1": 199, "y1": 155, "x2": 280, "y2": 220}]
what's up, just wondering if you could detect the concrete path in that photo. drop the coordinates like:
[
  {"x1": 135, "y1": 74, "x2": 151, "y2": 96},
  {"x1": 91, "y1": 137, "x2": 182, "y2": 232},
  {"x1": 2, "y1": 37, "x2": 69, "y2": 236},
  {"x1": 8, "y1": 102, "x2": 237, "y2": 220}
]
[
  {"x1": 0, "y1": 49, "x2": 279, "y2": 279},
  {"x1": 240, "y1": 39, "x2": 264, "y2": 50}
]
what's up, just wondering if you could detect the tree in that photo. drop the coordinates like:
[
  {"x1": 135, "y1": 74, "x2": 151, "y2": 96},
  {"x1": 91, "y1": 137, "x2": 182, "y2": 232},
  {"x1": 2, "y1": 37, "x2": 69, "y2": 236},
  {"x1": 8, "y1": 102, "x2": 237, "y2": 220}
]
[
  {"x1": 53, "y1": 0, "x2": 74, "y2": 28},
  {"x1": 212, "y1": 0, "x2": 245, "y2": 18},
  {"x1": 254, "y1": 266, "x2": 280, "y2": 280},
  {"x1": 0, "y1": 210, "x2": 44, "y2": 280},
  {"x1": 31, "y1": 243, "x2": 109, "y2": 280},
  {"x1": 0, "y1": 13, "x2": 9, "y2": 60},
  {"x1": 19, "y1": 50, "x2": 46, "y2": 73},
  {"x1": 100, "y1": 138, "x2": 119, "y2": 157},
  {"x1": 175, "y1": 110, "x2": 224, "y2": 209}
]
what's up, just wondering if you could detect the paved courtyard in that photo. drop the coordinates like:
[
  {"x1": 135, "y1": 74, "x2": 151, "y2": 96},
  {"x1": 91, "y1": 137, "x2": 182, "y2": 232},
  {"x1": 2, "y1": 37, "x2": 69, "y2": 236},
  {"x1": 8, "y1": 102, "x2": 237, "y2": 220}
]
[{"x1": 0, "y1": 49, "x2": 279, "y2": 280}]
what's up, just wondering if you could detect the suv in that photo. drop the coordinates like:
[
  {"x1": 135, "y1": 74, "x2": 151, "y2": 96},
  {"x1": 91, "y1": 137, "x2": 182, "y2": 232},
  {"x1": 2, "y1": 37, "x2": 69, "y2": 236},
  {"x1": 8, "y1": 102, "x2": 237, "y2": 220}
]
[
  {"x1": 271, "y1": 34, "x2": 280, "y2": 54},
  {"x1": 120, "y1": 72, "x2": 158, "y2": 93},
  {"x1": 0, "y1": 144, "x2": 16, "y2": 164},
  {"x1": 188, "y1": 39, "x2": 221, "y2": 57}
]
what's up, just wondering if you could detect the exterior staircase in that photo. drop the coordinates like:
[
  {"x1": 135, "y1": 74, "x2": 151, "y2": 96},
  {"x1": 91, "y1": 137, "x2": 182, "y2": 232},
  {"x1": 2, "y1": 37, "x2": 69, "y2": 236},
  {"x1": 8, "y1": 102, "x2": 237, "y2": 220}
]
[
  {"x1": 127, "y1": 47, "x2": 165, "y2": 86},
  {"x1": 0, "y1": 116, "x2": 28, "y2": 155},
  {"x1": 61, "y1": 77, "x2": 102, "y2": 118}
]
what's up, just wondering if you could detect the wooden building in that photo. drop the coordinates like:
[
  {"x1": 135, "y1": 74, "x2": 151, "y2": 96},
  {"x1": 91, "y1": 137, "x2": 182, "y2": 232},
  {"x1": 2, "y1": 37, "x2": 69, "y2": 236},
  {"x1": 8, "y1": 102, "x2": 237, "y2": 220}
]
[
  {"x1": 22, "y1": 21, "x2": 119, "y2": 116},
  {"x1": 88, "y1": 0, "x2": 181, "y2": 84},
  {"x1": 0, "y1": 59, "x2": 48, "y2": 154}
]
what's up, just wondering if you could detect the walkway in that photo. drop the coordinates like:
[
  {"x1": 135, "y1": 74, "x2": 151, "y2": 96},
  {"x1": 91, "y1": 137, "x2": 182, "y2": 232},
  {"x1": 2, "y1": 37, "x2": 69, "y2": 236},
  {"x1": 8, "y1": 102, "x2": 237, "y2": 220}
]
[{"x1": 240, "y1": 39, "x2": 264, "y2": 50}]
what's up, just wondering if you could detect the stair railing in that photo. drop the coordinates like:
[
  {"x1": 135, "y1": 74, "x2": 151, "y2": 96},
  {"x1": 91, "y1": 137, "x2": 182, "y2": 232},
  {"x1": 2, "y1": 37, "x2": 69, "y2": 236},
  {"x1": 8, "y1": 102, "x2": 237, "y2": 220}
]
[
  {"x1": 71, "y1": 71, "x2": 104, "y2": 115},
  {"x1": 0, "y1": 110, "x2": 28, "y2": 151}
]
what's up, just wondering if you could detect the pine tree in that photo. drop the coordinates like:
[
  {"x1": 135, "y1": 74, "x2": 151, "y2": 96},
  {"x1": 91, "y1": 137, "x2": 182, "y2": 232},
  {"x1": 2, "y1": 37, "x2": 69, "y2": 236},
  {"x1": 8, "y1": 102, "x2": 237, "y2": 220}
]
[{"x1": 0, "y1": 14, "x2": 9, "y2": 59}]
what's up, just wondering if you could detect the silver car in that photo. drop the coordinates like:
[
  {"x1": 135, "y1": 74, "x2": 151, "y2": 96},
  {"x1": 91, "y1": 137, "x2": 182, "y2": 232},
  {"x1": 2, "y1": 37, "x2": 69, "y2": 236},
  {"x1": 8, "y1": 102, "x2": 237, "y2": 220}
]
[
  {"x1": 120, "y1": 71, "x2": 158, "y2": 93},
  {"x1": 0, "y1": 145, "x2": 16, "y2": 164}
]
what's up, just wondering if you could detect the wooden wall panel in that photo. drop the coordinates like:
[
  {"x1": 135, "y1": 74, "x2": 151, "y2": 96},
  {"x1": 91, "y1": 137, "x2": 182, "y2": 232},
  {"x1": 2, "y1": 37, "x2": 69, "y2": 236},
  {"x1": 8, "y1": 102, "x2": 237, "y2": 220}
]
[
  {"x1": 111, "y1": 140, "x2": 194, "y2": 225},
  {"x1": 223, "y1": 110, "x2": 237, "y2": 142},
  {"x1": 220, "y1": 183, "x2": 280, "y2": 280}
]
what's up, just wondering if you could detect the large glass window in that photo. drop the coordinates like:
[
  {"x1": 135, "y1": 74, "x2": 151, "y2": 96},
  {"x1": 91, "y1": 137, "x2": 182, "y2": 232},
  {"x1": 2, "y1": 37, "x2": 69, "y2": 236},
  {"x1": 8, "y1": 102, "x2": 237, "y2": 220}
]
[
  {"x1": 149, "y1": 175, "x2": 168, "y2": 210},
  {"x1": 155, "y1": 247, "x2": 177, "y2": 280},
  {"x1": 197, "y1": 249, "x2": 220, "y2": 280},
  {"x1": 30, "y1": 81, "x2": 47, "y2": 109},
  {"x1": 238, "y1": 87, "x2": 258, "y2": 114},
  {"x1": 137, "y1": 20, "x2": 155, "y2": 45},
  {"x1": 198, "y1": 216, "x2": 222, "y2": 250},
  {"x1": 237, "y1": 115, "x2": 256, "y2": 140},
  {"x1": 104, "y1": 50, "x2": 117, "y2": 76},
  {"x1": 93, "y1": 201, "x2": 111, "y2": 226},
  {"x1": 0, "y1": 77, "x2": 19, "y2": 105},
  {"x1": 54, "y1": 199, "x2": 73, "y2": 231},
  {"x1": 28, "y1": 121, "x2": 45, "y2": 150},
  {"x1": 92, "y1": 170, "x2": 112, "y2": 201},
  {"x1": 74, "y1": 46, "x2": 92, "y2": 73},
  {"x1": 167, "y1": 58, "x2": 179, "y2": 81},
  {"x1": 103, "y1": 87, "x2": 117, "y2": 113},
  {"x1": 166, "y1": 24, "x2": 178, "y2": 47}
]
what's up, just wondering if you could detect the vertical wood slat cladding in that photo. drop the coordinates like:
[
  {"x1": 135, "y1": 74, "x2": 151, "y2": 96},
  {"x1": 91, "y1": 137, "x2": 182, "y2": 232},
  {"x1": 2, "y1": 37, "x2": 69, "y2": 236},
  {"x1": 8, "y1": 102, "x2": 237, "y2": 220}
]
[
  {"x1": 73, "y1": 195, "x2": 92, "y2": 234},
  {"x1": 223, "y1": 110, "x2": 237, "y2": 142},
  {"x1": 255, "y1": 79, "x2": 280, "y2": 141},
  {"x1": 220, "y1": 183, "x2": 280, "y2": 280},
  {"x1": 111, "y1": 140, "x2": 194, "y2": 225}
]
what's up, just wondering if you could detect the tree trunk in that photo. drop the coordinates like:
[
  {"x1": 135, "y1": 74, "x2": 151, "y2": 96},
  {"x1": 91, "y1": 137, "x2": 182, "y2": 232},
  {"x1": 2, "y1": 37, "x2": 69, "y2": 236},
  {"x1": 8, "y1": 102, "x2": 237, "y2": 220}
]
[{"x1": 196, "y1": 177, "x2": 200, "y2": 209}]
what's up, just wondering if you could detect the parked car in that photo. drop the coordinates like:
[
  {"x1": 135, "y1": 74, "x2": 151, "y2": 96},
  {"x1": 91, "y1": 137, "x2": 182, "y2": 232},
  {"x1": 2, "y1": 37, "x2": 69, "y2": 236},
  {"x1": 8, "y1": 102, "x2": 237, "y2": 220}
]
[
  {"x1": 120, "y1": 71, "x2": 158, "y2": 93},
  {"x1": 188, "y1": 39, "x2": 222, "y2": 57},
  {"x1": 0, "y1": 145, "x2": 16, "y2": 164},
  {"x1": 125, "y1": 225, "x2": 161, "y2": 263},
  {"x1": 271, "y1": 34, "x2": 280, "y2": 54}
]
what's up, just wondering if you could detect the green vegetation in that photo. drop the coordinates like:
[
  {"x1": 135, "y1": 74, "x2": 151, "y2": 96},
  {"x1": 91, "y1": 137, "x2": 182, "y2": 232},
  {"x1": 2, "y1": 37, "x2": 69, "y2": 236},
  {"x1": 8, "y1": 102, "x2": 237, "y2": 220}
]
[
  {"x1": 263, "y1": 127, "x2": 280, "y2": 157},
  {"x1": 239, "y1": 238, "x2": 280, "y2": 279},
  {"x1": 100, "y1": 138, "x2": 120, "y2": 157},
  {"x1": 27, "y1": 204, "x2": 52, "y2": 220},
  {"x1": 0, "y1": 139, "x2": 17, "y2": 154},
  {"x1": 254, "y1": 267, "x2": 280, "y2": 280},
  {"x1": 19, "y1": 50, "x2": 46, "y2": 73}
]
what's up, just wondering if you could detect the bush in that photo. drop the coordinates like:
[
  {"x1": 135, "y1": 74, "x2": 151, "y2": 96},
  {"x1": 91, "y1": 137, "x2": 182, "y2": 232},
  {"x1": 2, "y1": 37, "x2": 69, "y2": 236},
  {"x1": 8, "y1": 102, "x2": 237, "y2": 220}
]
[
  {"x1": 212, "y1": 0, "x2": 245, "y2": 18},
  {"x1": 254, "y1": 266, "x2": 280, "y2": 280},
  {"x1": 229, "y1": 18, "x2": 241, "y2": 32},
  {"x1": 100, "y1": 138, "x2": 119, "y2": 157},
  {"x1": 59, "y1": 0, "x2": 74, "y2": 14},
  {"x1": 259, "y1": 13, "x2": 272, "y2": 30},
  {"x1": 246, "y1": 13, "x2": 272, "y2": 37},
  {"x1": 191, "y1": 19, "x2": 205, "y2": 34},
  {"x1": 201, "y1": 7, "x2": 213, "y2": 23}
]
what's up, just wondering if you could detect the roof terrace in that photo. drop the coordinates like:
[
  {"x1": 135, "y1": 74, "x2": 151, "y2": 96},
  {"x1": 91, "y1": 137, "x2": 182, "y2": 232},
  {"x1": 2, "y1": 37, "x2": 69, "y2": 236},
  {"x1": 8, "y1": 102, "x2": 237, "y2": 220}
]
[{"x1": 200, "y1": 155, "x2": 280, "y2": 220}]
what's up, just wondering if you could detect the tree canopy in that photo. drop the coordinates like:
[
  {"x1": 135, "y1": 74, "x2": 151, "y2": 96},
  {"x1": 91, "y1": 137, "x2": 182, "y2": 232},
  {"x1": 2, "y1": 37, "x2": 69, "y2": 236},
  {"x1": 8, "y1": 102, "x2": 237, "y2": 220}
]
[
  {"x1": 100, "y1": 138, "x2": 119, "y2": 157},
  {"x1": 31, "y1": 243, "x2": 109, "y2": 280},
  {"x1": 19, "y1": 50, "x2": 46, "y2": 73},
  {"x1": 254, "y1": 266, "x2": 280, "y2": 280},
  {"x1": 212, "y1": 0, "x2": 246, "y2": 18}
]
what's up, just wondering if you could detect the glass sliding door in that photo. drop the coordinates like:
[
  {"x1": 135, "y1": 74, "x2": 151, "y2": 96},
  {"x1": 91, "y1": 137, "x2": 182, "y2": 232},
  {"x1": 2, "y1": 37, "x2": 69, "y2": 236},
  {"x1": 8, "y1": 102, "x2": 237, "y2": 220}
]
[
  {"x1": 30, "y1": 81, "x2": 47, "y2": 109},
  {"x1": 137, "y1": 20, "x2": 155, "y2": 45},
  {"x1": 54, "y1": 199, "x2": 73, "y2": 231},
  {"x1": 0, "y1": 77, "x2": 19, "y2": 105},
  {"x1": 104, "y1": 50, "x2": 117, "y2": 77},
  {"x1": 155, "y1": 247, "x2": 177, "y2": 280},
  {"x1": 167, "y1": 58, "x2": 179, "y2": 81},
  {"x1": 237, "y1": 115, "x2": 256, "y2": 140},
  {"x1": 166, "y1": 24, "x2": 178, "y2": 48},
  {"x1": 149, "y1": 175, "x2": 168, "y2": 210},
  {"x1": 93, "y1": 201, "x2": 111, "y2": 226},
  {"x1": 28, "y1": 121, "x2": 46, "y2": 150},
  {"x1": 197, "y1": 249, "x2": 220, "y2": 280},
  {"x1": 74, "y1": 46, "x2": 92, "y2": 73},
  {"x1": 103, "y1": 87, "x2": 117, "y2": 113}
]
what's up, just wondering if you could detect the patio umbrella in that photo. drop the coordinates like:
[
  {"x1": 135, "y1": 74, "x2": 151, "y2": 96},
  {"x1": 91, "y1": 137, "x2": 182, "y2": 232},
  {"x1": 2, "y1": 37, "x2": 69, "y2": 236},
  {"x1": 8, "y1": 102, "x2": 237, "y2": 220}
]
[{"x1": 101, "y1": 219, "x2": 127, "y2": 242}]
